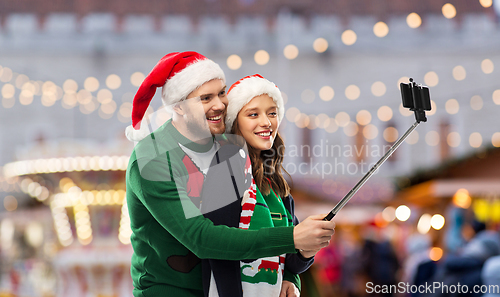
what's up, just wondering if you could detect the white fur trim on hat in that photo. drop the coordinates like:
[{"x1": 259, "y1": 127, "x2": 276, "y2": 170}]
[
  {"x1": 226, "y1": 76, "x2": 284, "y2": 133},
  {"x1": 162, "y1": 58, "x2": 226, "y2": 106},
  {"x1": 125, "y1": 119, "x2": 153, "y2": 142}
]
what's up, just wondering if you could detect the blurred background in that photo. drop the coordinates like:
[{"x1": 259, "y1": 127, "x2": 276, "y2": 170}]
[{"x1": 1, "y1": 0, "x2": 500, "y2": 296}]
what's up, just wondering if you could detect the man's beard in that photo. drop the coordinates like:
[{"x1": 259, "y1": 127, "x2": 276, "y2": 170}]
[{"x1": 185, "y1": 113, "x2": 213, "y2": 140}]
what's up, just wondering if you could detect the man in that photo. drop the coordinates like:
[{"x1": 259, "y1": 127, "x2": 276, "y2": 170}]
[{"x1": 125, "y1": 51, "x2": 335, "y2": 296}]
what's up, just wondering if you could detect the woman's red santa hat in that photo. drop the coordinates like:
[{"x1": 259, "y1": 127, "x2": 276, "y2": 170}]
[
  {"x1": 125, "y1": 51, "x2": 225, "y2": 141},
  {"x1": 225, "y1": 74, "x2": 284, "y2": 133}
]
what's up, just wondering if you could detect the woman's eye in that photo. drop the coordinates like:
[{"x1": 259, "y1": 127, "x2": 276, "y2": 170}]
[
  {"x1": 249, "y1": 113, "x2": 258, "y2": 117},
  {"x1": 269, "y1": 112, "x2": 277, "y2": 116},
  {"x1": 201, "y1": 96, "x2": 210, "y2": 101}
]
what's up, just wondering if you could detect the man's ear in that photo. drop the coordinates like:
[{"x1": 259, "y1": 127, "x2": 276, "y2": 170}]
[{"x1": 172, "y1": 102, "x2": 184, "y2": 116}]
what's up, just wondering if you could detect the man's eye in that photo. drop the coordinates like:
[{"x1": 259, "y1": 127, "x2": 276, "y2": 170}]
[{"x1": 219, "y1": 91, "x2": 226, "y2": 96}]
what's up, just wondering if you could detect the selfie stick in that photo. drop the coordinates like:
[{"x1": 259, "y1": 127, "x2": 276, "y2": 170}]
[{"x1": 324, "y1": 78, "x2": 431, "y2": 221}]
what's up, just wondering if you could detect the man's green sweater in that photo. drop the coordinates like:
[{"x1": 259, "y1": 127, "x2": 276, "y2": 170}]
[{"x1": 126, "y1": 120, "x2": 297, "y2": 296}]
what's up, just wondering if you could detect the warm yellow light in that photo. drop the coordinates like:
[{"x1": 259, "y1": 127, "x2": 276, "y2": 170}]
[
  {"x1": 130, "y1": 72, "x2": 145, "y2": 87},
  {"x1": 63, "y1": 79, "x2": 78, "y2": 94},
  {"x1": 481, "y1": 59, "x2": 494, "y2": 74},
  {"x1": 283, "y1": 45, "x2": 299, "y2": 60},
  {"x1": 470, "y1": 95, "x2": 483, "y2": 110},
  {"x1": 295, "y1": 113, "x2": 309, "y2": 129},
  {"x1": 406, "y1": 13, "x2": 422, "y2": 28},
  {"x1": 453, "y1": 189, "x2": 471, "y2": 209},
  {"x1": 227, "y1": 55, "x2": 242, "y2": 70},
  {"x1": 429, "y1": 247, "x2": 443, "y2": 261},
  {"x1": 363, "y1": 124, "x2": 378, "y2": 140},
  {"x1": 424, "y1": 71, "x2": 439, "y2": 87},
  {"x1": 4, "y1": 195, "x2": 18, "y2": 212},
  {"x1": 335, "y1": 112, "x2": 350, "y2": 127},
  {"x1": 445, "y1": 99, "x2": 460, "y2": 114},
  {"x1": 254, "y1": 50, "x2": 270, "y2": 65},
  {"x1": 377, "y1": 106, "x2": 393, "y2": 122},
  {"x1": 2, "y1": 84, "x2": 15, "y2": 98},
  {"x1": 480, "y1": 0, "x2": 493, "y2": 7},
  {"x1": 492, "y1": 90, "x2": 500, "y2": 105},
  {"x1": 19, "y1": 90, "x2": 34, "y2": 105},
  {"x1": 447, "y1": 132, "x2": 461, "y2": 148},
  {"x1": 319, "y1": 86, "x2": 334, "y2": 101},
  {"x1": 469, "y1": 132, "x2": 483, "y2": 148},
  {"x1": 426, "y1": 131, "x2": 440, "y2": 146},
  {"x1": 371, "y1": 81, "x2": 386, "y2": 97},
  {"x1": 314, "y1": 113, "x2": 330, "y2": 129},
  {"x1": 382, "y1": 206, "x2": 396, "y2": 222},
  {"x1": 313, "y1": 38, "x2": 329, "y2": 53},
  {"x1": 431, "y1": 214, "x2": 445, "y2": 230},
  {"x1": 356, "y1": 110, "x2": 372, "y2": 126},
  {"x1": 492, "y1": 132, "x2": 500, "y2": 148},
  {"x1": 97, "y1": 89, "x2": 113, "y2": 104},
  {"x1": 343, "y1": 122, "x2": 359, "y2": 137},
  {"x1": 0, "y1": 67, "x2": 13, "y2": 82},
  {"x1": 417, "y1": 214, "x2": 432, "y2": 234},
  {"x1": 106, "y1": 74, "x2": 122, "y2": 90},
  {"x1": 452, "y1": 65, "x2": 466, "y2": 81},
  {"x1": 84, "y1": 77, "x2": 100, "y2": 92},
  {"x1": 428, "y1": 100, "x2": 437, "y2": 116},
  {"x1": 306, "y1": 114, "x2": 318, "y2": 130},
  {"x1": 373, "y1": 22, "x2": 389, "y2": 37},
  {"x1": 119, "y1": 102, "x2": 133, "y2": 118},
  {"x1": 77, "y1": 89, "x2": 92, "y2": 105},
  {"x1": 325, "y1": 119, "x2": 338, "y2": 133},
  {"x1": 15, "y1": 74, "x2": 29, "y2": 89},
  {"x1": 395, "y1": 205, "x2": 411, "y2": 221},
  {"x1": 442, "y1": 3, "x2": 457, "y2": 19},
  {"x1": 345, "y1": 84, "x2": 360, "y2": 100},
  {"x1": 341, "y1": 30, "x2": 357, "y2": 46},
  {"x1": 286, "y1": 107, "x2": 300, "y2": 123},
  {"x1": 383, "y1": 127, "x2": 399, "y2": 143}
]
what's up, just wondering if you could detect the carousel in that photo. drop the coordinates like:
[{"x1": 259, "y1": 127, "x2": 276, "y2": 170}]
[{"x1": 1, "y1": 138, "x2": 134, "y2": 297}]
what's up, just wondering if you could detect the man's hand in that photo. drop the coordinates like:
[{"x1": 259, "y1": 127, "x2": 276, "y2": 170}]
[
  {"x1": 293, "y1": 214, "x2": 335, "y2": 251},
  {"x1": 280, "y1": 280, "x2": 300, "y2": 297},
  {"x1": 299, "y1": 248, "x2": 320, "y2": 259}
]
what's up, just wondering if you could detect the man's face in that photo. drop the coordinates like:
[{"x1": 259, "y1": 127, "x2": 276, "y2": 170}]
[{"x1": 185, "y1": 79, "x2": 228, "y2": 135}]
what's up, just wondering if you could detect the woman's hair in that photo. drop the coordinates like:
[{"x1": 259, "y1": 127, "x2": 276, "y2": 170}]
[{"x1": 231, "y1": 119, "x2": 291, "y2": 198}]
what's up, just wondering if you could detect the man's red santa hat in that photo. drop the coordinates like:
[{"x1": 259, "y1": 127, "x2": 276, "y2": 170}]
[
  {"x1": 225, "y1": 74, "x2": 284, "y2": 133},
  {"x1": 125, "y1": 51, "x2": 225, "y2": 141}
]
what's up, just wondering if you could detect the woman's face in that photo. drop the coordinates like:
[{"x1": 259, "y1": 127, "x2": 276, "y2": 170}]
[{"x1": 236, "y1": 94, "x2": 278, "y2": 152}]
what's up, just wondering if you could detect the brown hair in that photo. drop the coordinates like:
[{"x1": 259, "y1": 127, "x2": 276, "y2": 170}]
[{"x1": 231, "y1": 120, "x2": 291, "y2": 198}]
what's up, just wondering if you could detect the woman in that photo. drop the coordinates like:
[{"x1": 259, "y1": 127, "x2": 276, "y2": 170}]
[{"x1": 201, "y1": 74, "x2": 318, "y2": 297}]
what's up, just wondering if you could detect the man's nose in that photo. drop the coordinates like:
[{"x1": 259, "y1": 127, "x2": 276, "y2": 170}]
[{"x1": 211, "y1": 96, "x2": 226, "y2": 111}]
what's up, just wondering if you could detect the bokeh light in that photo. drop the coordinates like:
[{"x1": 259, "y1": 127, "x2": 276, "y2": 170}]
[
  {"x1": 447, "y1": 132, "x2": 461, "y2": 147},
  {"x1": 106, "y1": 74, "x2": 122, "y2": 90},
  {"x1": 345, "y1": 84, "x2": 360, "y2": 100},
  {"x1": 343, "y1": 122, "x2": 359, "y2": 137},
  {"x1": 335, "y1": 112, "x2": 350, "y2": 127},
  {"x1": 424, "y1": 71, "x2": 439, "y2": 87},
  {"x1": 371, "y1": 81, "x2": 386, "y2": 97},
  {"x1": 469, "y1": 132, "x2": 483, "y2": 148},
  {"x1": 84, "y1": 77, "x2": 100, "y2": 92},
  {"x1": 407, "y1": 13, "x2": 422, "y2": 28},
  {"x1": 373, "y1": 21, "x2": 389, "y2": 37},
  {"x1": 356, "y1": 110, "x2": 372, "y2": 126},
  {"x1": 130, "y1": 72, "x2": 145, "y2": 87},
  {"x1": 426, "y1": 131, "x2": 440, "y2": 146},
  {"x1": 227, "y1": 54, "x2": 242, "y2": 70},
  {"x1": 442, "y1": 3, "x2": 457, "y2": 19},
  {"x1": 431, "y1": 214, "x2": 445, "y2": 230},
  {"x1": 445, "y1": 99, "x2": 460, "y2": 114},
  {"x1": 429, "y1": 247, "x2": 443, "y2": 261},
  {"x1": 254, "y1": 50, "x2": 270, "y2": 65},
  {"x1": 470, "y1": 95, "x2": 483, "y2": 110},
  {"x1": 417, "y1": 214, "x2": 432, "y2": 234},
  {"x1": 383, "y1": 127, "x2": 399, "y2": 143},
  {"x1": 492, "y1": 90, "x2": 500, "y2": 105},
  {"x1": 283, "y1": 45, "x2": 299, "y2": 60},
  {"x1": 452, "y1": 65, "x2": 466, "y2": 81},
  {"x1": 363, "y1": 124, "x2": 378, "y2": 139},
  {"x1": 395, "y1": 205, "x2": 411, "y2": 221},
  {"x1": 481, "y1": 59, "x2": 494, "y2": 74},
  {"x1": 319, "y1": 86, "x2": 335, "y2": 101},
  {"x1": 378, "y1": 106, "x2": 393, "y2": 122},
  {"x1": 313, "y1": 38, "x2": 329, "y2": 53},
  {"x1": 341, "y1": 30, "x2": 357, "y2": 46},
  {"x1": 492, "y1": 132, "x2": 500, "y2": 147}
]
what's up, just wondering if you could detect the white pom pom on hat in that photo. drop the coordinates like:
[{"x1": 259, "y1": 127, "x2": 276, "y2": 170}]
[{"x1": 225, "y1": 74, "x2": 284, "y2": 133}]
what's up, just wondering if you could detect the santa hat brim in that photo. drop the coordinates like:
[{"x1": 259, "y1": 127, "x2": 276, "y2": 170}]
[{"x1": 226, "y1": 76, "x2": 284, "y2": 133}]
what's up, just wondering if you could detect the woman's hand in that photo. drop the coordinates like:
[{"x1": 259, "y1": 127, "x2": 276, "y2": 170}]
[
  {"x1": 293, "y1": 214, "x2": 335, "y2": 251},
  {"x1": 279, "y1": 280, "x2": 300, "y2": 297}
]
